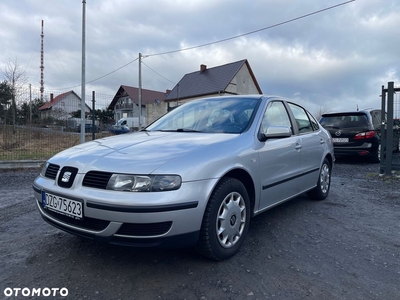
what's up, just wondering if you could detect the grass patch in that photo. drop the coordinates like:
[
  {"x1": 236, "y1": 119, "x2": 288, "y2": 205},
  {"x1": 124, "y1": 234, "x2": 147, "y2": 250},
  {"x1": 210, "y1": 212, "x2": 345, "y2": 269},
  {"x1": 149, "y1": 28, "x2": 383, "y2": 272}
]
[{"x1": 0, "y1": 126, "x2": 113, "y2": 161}]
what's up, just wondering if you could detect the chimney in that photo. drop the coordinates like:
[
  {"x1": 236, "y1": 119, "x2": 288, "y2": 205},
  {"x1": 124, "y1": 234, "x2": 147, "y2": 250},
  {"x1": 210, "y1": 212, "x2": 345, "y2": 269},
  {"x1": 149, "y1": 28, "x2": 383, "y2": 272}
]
[
  {"x1": 200, "y1": 64, "x2": 207, "y2": 73},
  {"x1": 50, "y1": 93, "x2": 54, "y2": 102}
]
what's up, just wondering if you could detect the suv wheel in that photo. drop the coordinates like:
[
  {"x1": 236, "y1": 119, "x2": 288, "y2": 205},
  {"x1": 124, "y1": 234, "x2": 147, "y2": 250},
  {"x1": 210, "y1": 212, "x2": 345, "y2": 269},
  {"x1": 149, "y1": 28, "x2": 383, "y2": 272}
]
[{"x1": 371, "y1": 144, "x2": 381, "y2": 163}]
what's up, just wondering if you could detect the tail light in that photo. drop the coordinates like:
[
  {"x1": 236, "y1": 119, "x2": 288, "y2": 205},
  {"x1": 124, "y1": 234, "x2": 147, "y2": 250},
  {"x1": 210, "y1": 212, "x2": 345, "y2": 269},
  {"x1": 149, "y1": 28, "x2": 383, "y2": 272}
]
[{"x1": 354, "y1": 131, "x2": 375, "y2": 140}]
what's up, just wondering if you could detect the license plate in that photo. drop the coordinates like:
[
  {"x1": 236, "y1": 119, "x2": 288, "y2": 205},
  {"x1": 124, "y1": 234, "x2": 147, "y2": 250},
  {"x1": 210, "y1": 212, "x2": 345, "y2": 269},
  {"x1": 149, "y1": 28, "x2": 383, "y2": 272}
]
[
  {"x1": 332, "y1": 138, "x2": 349, "y2": 143},
  {"x1": 42, "y1": 191, "x2": 83, "y2": 219}
]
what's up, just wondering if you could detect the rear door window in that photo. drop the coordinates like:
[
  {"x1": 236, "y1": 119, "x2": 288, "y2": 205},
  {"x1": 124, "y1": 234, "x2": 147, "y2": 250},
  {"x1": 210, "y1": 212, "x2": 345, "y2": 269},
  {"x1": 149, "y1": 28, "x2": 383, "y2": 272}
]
[
  {"x1": 371, "y1": 110, "x2": 381, "y2": 129},
  {"x1": 287, "y1": 103, "x2": 314, "y2": 134}
]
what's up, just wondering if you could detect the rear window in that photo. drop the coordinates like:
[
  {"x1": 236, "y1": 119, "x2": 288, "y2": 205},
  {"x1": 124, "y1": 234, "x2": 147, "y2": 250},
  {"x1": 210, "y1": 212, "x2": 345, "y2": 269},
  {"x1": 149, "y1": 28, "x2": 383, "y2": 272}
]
[{"x1": 320, "y1": 114, "x2": 368, "y2": 129}]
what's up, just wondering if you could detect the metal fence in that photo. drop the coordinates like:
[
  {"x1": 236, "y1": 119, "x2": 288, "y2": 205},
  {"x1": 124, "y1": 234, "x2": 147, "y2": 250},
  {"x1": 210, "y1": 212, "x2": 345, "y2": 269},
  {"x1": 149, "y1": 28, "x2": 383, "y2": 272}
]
[{"x1": 0, "y1": 88, "x2": 115, "y2": 161}]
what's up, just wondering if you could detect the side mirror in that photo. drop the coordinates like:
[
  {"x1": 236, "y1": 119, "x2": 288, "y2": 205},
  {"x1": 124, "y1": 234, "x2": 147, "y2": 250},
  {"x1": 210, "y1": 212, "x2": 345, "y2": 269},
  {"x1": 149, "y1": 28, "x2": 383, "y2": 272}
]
[{"x1": 260, "y1": 125, "x2": 292, "y2": 141}]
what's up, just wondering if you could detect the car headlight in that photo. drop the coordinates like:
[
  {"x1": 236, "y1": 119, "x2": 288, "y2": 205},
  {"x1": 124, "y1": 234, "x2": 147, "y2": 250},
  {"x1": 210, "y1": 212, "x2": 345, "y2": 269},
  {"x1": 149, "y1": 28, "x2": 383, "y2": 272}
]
[
  {"x1": 106, "y1": 174, "x2": 182, "y2": 192},
  {"x1": 40, "y1": 162, "x2": 49, "y2": 177}
]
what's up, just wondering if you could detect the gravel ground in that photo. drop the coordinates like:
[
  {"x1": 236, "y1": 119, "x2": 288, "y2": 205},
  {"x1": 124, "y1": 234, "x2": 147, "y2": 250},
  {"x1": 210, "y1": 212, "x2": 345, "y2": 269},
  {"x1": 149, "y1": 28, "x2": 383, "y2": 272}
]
[{"x1": 0, "y1": 154, "x2": 399, "y2": 300}]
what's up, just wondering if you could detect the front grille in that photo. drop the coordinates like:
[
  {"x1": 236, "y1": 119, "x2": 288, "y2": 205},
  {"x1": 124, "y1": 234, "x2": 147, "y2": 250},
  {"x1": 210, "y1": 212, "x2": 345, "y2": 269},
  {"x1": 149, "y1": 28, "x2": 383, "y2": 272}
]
[
  {"x1": 82, "y1": 171, "x2": 112, "y2": 189},
  {"x1": 45, "y1": 164, "x2": 60, "y2": 180},
  {"x1": 39, "y1": 200, "x2": 109, "y2": 231},
  {"x1": 116, "y1": 221, "x2": 172, "y2": 236}
]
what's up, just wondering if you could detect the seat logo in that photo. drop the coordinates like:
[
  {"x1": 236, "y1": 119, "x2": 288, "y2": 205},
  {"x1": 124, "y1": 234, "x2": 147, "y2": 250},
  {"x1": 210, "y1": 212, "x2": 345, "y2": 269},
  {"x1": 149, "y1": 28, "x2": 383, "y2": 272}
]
[
  {"x1": 335, "y1": 131, "x2": 342, "y2": 136},
  {"x1": 61, "y1": 171, "x2": 72, "y2": 183}
]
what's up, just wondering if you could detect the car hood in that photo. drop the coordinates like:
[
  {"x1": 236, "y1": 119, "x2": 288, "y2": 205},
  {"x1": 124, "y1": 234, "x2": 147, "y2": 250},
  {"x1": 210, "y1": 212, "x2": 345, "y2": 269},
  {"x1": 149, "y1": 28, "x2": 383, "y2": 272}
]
[{"x1": 49, "y1": 131, "x2": 238, "y2": 174}]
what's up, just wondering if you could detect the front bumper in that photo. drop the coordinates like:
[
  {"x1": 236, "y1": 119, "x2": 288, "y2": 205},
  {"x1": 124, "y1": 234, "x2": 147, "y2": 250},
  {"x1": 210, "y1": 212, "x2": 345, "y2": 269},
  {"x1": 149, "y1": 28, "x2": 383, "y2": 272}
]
[{"x1": 32, "y1": 176, "x2": 217, "y2": 248}]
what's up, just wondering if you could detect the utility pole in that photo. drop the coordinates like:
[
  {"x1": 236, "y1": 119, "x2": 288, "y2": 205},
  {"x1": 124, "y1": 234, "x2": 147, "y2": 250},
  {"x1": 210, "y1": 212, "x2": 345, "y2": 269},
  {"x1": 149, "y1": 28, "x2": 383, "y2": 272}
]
[
  {"x1": 29, "y1": 83, "x2": 32, "y2": 124},
  {"x1": 138, "y1": 53, "x2": 142, "y2": 130},
  {"x1": 92, "y1": 91, "x2": 95, "y2": 141},
  {"x1": 40, "y1": 20, "x2": 44, "y2": 102},
  {"x1": 80, "y1": 0, "x2": 86, "y2": 143}
]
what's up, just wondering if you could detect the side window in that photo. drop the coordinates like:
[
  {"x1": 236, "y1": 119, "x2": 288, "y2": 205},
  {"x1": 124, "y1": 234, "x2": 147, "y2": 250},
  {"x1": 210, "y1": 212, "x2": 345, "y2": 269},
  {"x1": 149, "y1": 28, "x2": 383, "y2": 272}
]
[
  {"x1": 371, "y1": 111, "x2": 381, "y2": 129},
  {"x1": 261, "y1": 101, "x2": 292, "y2": 132},
  {"x1": 306, "y1": 110, "x2": 319, "y2": 131},
  {"x1": 287, "y1": 103, "x2": 313, "y2": 134}
]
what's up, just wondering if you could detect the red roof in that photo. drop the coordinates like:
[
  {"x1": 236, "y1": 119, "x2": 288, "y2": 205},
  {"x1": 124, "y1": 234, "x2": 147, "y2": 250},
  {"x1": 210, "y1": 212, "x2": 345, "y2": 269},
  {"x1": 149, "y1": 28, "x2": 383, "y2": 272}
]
[
  {"x1": 108, "y1": 85, "x2": 167, "y2": 110},
  {"x1": 39, "y1": 90, "x2": 82, "y2": 111}
]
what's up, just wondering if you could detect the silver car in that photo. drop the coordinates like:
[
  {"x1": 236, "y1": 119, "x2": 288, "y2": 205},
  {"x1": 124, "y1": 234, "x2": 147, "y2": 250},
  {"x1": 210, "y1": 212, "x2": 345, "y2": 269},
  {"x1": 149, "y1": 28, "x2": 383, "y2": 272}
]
[{"x1": 33, "y1": 95, "x2": 334, "y2": 260}]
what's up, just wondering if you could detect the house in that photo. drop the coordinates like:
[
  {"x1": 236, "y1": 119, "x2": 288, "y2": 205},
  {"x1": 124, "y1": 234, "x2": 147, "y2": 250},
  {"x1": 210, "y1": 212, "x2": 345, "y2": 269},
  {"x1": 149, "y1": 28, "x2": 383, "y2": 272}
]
[
  {"x1": 39, "y1": 90, "x2": 91, "y2": 121},
  {"x1": 165, "y1": 59, "x2": 262, "y2": 106},
  {"x1": 108, "y1": 85, "x2": 167, "y2": 128},
  {"x1": 146, "y1": 59, "x2": 262, "y2": 124}
]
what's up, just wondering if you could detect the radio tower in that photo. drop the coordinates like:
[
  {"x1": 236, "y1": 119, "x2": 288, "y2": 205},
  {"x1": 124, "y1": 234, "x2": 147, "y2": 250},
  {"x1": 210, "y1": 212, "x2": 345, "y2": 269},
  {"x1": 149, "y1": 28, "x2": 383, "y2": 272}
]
[{"x1": 40, "y1": 20, "x2": 44, "y2": 102}]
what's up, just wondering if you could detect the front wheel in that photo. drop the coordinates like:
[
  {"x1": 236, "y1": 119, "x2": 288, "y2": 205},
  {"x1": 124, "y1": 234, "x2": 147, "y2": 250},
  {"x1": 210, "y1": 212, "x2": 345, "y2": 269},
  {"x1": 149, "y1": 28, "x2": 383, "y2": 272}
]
[
  {"x1": 195, "y1": 178, "x2": 250, "y2": 261},
  {"x1": 307, "y1": 158, "x2": 331, "y2": 200}
]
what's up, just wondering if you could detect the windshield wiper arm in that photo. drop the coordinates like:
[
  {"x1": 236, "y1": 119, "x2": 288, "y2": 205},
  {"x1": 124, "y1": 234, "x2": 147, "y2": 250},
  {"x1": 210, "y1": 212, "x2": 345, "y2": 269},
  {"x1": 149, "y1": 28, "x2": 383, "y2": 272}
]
[{"x1": 176, "y1": 128, "x2": 201, "y2": 132}]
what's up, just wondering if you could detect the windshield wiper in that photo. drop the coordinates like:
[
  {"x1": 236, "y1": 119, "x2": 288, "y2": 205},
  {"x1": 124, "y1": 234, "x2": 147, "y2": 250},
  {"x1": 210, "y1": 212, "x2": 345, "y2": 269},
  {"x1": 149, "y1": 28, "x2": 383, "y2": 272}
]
[
  {"x1": 176, "y1": 128, "x2": 201, "y2": 132},
  {"x1": 154, "y1": 128, "x2": 201, "y2": 132}
]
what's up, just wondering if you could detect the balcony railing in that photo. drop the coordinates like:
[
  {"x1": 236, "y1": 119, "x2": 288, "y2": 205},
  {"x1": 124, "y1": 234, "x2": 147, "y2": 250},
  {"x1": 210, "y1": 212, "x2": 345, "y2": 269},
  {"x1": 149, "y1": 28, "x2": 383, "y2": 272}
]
[{"x1": 115, "y1": 103, "x2": 134, "y2": 109}]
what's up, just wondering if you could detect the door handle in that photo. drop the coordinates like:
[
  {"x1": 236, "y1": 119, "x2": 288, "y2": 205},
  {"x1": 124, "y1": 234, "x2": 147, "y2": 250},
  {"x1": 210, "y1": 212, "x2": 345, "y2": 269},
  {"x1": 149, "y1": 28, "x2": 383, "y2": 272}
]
[{"x1": 295, "y1": 143, "x2": 302, "y2": 150}]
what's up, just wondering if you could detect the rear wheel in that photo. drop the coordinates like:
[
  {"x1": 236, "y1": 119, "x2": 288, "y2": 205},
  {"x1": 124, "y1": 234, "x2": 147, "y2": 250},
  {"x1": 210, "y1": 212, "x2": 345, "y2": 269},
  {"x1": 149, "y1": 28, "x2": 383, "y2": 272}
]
[
  {"x1": 371, "y1": 144, "x2": 381, "y2": 163},
  {"x1": 195, "y1": 177, "x2": 250, "y2": 261},
  {"x1": 307, "y1": 158, "x2": 331, "y2": 200}
]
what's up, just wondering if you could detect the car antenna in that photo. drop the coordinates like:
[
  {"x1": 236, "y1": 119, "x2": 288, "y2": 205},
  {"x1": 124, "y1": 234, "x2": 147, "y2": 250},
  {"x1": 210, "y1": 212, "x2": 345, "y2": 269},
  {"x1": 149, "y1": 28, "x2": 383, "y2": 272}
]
[{"x1": 356, "y1": 104, "x2": 359, "y2": 111}]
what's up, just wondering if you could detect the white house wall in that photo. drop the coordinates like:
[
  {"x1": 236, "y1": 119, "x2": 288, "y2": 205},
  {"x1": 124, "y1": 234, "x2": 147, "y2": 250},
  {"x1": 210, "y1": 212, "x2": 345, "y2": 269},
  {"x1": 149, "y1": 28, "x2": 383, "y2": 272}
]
[{"x1": 225, "y1": 65, "x2": 260, "y2": 95}]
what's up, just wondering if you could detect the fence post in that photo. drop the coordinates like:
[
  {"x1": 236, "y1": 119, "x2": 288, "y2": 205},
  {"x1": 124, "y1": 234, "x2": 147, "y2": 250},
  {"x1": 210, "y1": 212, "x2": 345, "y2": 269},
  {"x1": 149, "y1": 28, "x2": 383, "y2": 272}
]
[
  {"x1": 385, "y1": 82, "x2": 395, "y2": 175},
  {"x1": 92, "y1": 91, "x2": 95, "y2": 140}
]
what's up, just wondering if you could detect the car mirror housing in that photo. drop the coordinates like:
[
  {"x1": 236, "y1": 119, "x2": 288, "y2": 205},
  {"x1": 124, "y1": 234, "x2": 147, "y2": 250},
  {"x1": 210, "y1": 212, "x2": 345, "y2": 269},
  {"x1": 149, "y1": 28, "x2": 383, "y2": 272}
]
[{"x1": 260, "y1": 125, "x2": 292, "y2": 141}]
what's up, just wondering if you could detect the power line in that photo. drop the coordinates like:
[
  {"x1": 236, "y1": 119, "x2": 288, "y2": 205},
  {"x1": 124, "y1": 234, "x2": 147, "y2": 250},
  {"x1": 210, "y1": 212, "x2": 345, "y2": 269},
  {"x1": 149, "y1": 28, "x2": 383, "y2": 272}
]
[
  {"x1": 145, "y1": 0, "x2": 355, "y2": 57},
  {"x1": 57, "y1": 0, "x2": 355, "y2": 89},
  {"x1": 141, "y1": 60, "x2": 177, "y2": 85},
  {"x1": 56, "y1": 57, "x2": 139, "y2": 91}
]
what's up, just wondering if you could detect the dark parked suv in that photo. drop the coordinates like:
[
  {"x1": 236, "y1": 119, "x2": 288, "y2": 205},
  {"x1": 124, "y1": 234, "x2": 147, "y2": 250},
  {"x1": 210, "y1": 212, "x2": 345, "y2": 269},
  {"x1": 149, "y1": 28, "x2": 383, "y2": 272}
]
[{"x1": 320, "y1": 109, "x2": 399, "y2": 163}]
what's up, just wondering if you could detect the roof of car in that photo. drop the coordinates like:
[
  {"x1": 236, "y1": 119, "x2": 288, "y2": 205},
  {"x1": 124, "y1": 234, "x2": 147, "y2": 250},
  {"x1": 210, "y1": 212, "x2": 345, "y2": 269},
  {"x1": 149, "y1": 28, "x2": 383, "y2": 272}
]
[{"x1": 321, "y1": 108, "x2": 380, "y2": 116}]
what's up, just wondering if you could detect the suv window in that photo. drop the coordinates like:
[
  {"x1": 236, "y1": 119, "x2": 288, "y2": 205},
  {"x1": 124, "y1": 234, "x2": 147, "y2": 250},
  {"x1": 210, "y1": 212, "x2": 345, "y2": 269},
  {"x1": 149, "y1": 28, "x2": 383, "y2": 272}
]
[
  {"x1": 320, "y1": 114, "x2": 369, "y2": 129},
  {"x1": 370, "y1": 110, "x2": 381, "y2": 129}
]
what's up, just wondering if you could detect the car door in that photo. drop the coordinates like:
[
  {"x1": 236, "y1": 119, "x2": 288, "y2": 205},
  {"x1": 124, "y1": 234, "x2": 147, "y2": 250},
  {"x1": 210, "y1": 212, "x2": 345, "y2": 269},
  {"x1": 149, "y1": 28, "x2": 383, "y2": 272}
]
[
  {"x1": 257, "y1": 101, "x2": 303, "y2": 211},
  {"x1": 287, "y1": 102, "x2": 325, "y2": 190}
]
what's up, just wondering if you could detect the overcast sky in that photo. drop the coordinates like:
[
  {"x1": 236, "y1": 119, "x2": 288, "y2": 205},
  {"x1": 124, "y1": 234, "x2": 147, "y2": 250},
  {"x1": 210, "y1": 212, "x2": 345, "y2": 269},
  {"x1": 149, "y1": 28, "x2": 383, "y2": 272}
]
[{"x1": 1, "y1": 0, "x2": 399, "y2": 115}]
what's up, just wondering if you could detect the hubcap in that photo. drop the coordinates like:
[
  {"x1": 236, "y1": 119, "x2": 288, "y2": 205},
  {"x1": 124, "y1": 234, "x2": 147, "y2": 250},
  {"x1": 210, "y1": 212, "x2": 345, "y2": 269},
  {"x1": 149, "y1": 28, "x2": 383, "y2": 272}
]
[
  {"x1": 320, "y1": 163, "x2": 330, "y2": 194},
  {"x1": 216, "y1": 192, "x2": 246, "y2": 248}
]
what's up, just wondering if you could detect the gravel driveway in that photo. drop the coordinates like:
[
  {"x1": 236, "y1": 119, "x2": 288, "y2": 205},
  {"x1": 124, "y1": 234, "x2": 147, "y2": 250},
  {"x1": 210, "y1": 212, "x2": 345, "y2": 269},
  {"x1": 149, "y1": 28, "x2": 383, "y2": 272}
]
[{"x1": 1, "y1": 155, "x2": 399, "y2": 300}]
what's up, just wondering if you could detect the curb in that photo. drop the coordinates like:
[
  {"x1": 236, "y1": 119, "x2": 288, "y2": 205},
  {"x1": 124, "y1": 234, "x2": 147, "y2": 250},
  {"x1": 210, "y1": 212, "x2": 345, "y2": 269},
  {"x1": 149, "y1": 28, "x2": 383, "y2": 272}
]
[{"x1": 0, "y1": 160, "x2": 46, "y2": 170}]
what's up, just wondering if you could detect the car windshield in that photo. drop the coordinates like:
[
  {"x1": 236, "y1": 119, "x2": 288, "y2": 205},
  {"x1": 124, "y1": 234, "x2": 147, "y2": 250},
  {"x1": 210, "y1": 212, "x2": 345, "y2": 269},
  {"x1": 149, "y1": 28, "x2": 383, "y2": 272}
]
[
  {"x1": 146, "y1": 97, "x2": 260, "y2": 133},
  {"x1": 320, "y1": 114, "x2": 369, "y2": 129}
]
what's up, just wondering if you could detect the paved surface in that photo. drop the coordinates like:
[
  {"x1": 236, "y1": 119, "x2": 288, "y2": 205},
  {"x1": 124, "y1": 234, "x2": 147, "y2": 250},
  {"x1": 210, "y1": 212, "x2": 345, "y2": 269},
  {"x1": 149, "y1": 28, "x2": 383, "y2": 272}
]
[{"x1": 0, "y1": 155, "x2": 399, "y2": 300}]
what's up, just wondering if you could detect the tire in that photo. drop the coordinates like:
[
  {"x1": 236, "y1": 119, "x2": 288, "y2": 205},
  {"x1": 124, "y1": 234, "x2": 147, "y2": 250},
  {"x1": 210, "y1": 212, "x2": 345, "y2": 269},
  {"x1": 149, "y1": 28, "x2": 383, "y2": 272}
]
[
  {"x1": 370, "y1": 144, "x2": 381, "y2": 163},
  {"x1": 195, "y1": 177, "x2": 250, "y2": 261},
  {"x1": 307, "y1": 158, "x2": 331, "y2": 200}
]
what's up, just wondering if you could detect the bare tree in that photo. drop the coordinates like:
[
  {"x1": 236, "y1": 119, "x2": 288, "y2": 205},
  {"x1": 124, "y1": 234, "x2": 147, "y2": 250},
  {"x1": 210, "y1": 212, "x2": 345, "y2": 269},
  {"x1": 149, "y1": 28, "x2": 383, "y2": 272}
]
[
  {"x1": 314, "y1": 105, "x2": 331, "y2": 121},
  {"x1": 2, "y1": 59, "x2": 28, "y2": 131}
]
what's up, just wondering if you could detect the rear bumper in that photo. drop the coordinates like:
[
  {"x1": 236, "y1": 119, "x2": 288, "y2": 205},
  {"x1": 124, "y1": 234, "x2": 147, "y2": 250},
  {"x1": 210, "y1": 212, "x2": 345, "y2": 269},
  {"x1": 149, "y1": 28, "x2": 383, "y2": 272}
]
[{"x1": 333, "y1": 142, "x2": 377, "y2": 157}]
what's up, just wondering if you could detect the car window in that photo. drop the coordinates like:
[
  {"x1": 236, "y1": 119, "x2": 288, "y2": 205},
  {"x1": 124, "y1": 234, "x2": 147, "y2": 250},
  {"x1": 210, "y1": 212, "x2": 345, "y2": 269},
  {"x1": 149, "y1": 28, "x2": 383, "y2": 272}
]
[
  {"x1": 147, "y1": 97, "x2": 259, "y2": 133},
  {"x1": 306, "y1": 110, "x2": 319, "y2": 131},
  {"x1": 320, "y1": 114, "x2": 369, "y2": 129},
  {"x1": 261, "y1": 101, "x2": 292, "y2": 133},
  {"x1": 371, "y1": 110, "x2": 381, "y2": 129},
  {"x1": 287, "y1": 103, "x2": 313, "y2": 134}
]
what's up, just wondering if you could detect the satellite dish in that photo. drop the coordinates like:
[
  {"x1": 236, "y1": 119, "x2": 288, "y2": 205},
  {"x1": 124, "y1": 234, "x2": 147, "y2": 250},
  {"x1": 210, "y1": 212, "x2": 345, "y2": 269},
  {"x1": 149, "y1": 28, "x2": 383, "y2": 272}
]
[{"x1": 155, "y1": 99, "x2": 161, "y2": 103}]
